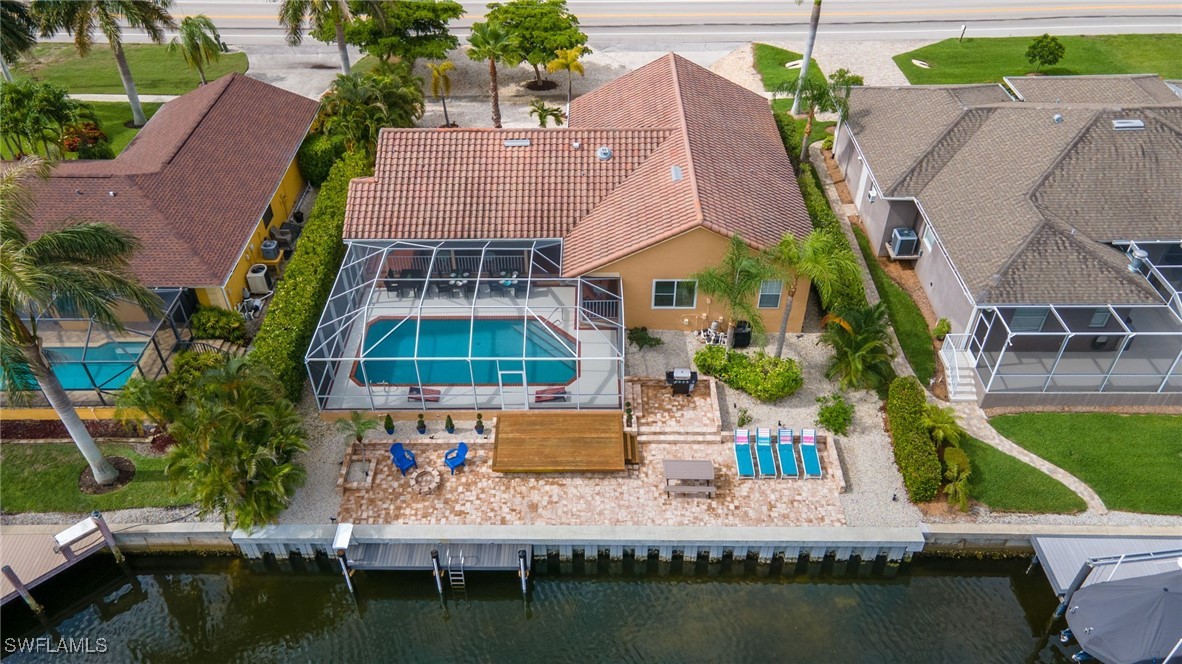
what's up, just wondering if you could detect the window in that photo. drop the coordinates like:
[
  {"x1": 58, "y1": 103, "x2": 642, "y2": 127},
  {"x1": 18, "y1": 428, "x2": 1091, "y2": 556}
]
[
  {"x1": 652, "y1": 280, "x2": 696, "y2": 308},
  {"x1": 262, "y1": 204, "x2": 275, "y2": 227},
  {"x1": 1089, "y1": 309, "x2": 1111, "y2": 328},
  {"x1": 758, "y1": 280, "x2": 783, "y2": 308},
  {"x1": 922, "y1": 224, "x2": 936, "y2": 251},
  {"x1": 1010, "y1": 307, "x2": 1048, "y2": 332}
]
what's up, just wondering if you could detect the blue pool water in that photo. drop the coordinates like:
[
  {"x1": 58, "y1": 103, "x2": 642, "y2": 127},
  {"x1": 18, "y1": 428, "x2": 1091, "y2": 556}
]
[
  {"x1": 355, "y1": 318, "x2": 576, "y2": 386},
  {"x1": 45, "y1": 342, "x2": 146, "y2": 390}
]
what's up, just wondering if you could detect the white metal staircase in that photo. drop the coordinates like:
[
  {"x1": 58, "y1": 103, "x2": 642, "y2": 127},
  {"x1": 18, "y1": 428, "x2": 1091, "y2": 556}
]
[{"x1": 941, "y1": 335, "x2": 979, "y2": 403}]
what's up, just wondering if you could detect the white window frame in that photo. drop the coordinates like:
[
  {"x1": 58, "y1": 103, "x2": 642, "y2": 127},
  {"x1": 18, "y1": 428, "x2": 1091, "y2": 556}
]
[
  {"x1": 1089, "y1": 309, "x2": 1111, "y2": 328},
  {"x1": 652, "y1": 279, "x2": 697, "y2": 309},
  {"x1": 922, "y1": 224, "x2": 936, "y2": 252},
  {"x1": 758, "y1": 280, "x2": 783, "y2": 309},
  {"x1": 1010, "y1": 307, "x2": 1048, "y2": 332}
]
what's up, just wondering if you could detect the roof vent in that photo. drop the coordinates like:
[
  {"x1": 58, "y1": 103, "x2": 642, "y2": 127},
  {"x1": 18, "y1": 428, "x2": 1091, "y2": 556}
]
[
  {"x1": 1127, "y1": 248, "x2": 1149, "y2": 273},
  {"x1": 503, "y1": 138, "x2": 531, "y2": 147},
  {"x1": 595, "y1": 146, "x2": 613, "y2": 161},
  {"x1": 1052, "y1": 113, "x2": 1064, "y2": 124},
  {"x1": 671, "y1": 165, "x2": 683, "y2": 181},
  {"x1": 108, "y1": 191, "x2": 116, "y2": 197},
  {"x1": 1112, "y1": 119, "x2": 1145, "y2": 131},
  {"x1": 571, "y1": 140, "x2": 582, "y2": 150}
]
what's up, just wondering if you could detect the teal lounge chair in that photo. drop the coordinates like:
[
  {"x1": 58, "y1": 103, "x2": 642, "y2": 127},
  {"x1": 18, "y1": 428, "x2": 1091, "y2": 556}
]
[
  {"x1": 734, "y1": 429, "x2": 755, "y2": 479},
  {"x1": 755, "y1": 427, "x2": 777, "y2": 478},
  {"x1": 776, "y1": 428, "x2": 799, "y2": 478},
  {"x1": 801, "y1": 428, "x2": 822, "y2": 479}
]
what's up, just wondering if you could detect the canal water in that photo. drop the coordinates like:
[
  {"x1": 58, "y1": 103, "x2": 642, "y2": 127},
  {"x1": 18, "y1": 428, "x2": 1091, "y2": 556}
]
[{"x1": 2, "y1": 554, "x2": 1077, "y2": 662}]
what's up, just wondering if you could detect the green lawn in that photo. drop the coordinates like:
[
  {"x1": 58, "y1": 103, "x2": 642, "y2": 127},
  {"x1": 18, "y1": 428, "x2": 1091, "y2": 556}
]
[
  {"x1": 894, "y1": 34, "x2": 1182, "y2": 85},
  {"x1": 851, "y1": 226, "x2": 935, "y2": 384},
  {"x1": 0, "y1": 444, "x2": 194, "y2": 514},
  {"x1": 960, "y1": 436, "x2": 1086, "y2": 514},
  {"x1": 0, "y1": 102, "x2": 161, "y2": 160},
  {"x1": 753, "y1": 43, "x2": 827, "y2": 94},
  {"x1": 990, "y1": 413, "x2": 1182, "y2": 515},
  {"x1": 12, "y1": 43, "x2": 248, "y2": 94}
]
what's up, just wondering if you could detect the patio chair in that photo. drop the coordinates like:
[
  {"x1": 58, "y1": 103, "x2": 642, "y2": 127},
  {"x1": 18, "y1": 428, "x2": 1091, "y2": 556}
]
[
  {"x1": 801, "y1": 428, "x2": 822, "y2": 479},
  {"x1": 534, "y1": 386, "x2": 568, "y2": 403},
  {"x1": 755, "y1": 427, "x2": 777, "y2": 478},
  {"x1": 389, "y1": 443, "x2": 417, "y2": 476},
  {"x1": 408, "y1": 386, "x2": 441, "y2": 402},
  {"x1": 733, "y1": 429, "x2": 755, "y2": 479},
  {"x1": 776, "y1": 428, "x2": 799, "y2": 478},
  {"x1": 445, "y1": 442, "x2": 468, "y2": 475}
]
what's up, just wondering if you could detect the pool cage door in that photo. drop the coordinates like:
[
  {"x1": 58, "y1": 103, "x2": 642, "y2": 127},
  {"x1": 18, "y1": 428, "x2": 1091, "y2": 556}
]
[{"x1": 497, "y1": 366, "x2": 528, "y2": 410}]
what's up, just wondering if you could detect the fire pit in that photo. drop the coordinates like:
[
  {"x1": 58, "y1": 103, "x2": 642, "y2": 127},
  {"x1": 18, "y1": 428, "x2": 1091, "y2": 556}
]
[{"x1": 408, "y1": 467, "x2": 441, "y2": 495}]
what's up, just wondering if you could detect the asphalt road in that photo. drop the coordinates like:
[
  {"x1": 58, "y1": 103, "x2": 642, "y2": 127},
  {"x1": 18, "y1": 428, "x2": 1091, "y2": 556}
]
[{"x1": 47, "y1": 0, "x2": 1182, "y2": 48}]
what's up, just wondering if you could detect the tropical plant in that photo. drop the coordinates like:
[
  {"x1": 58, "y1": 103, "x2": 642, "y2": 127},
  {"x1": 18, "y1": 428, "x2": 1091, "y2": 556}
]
[
  {"x1": 943, "y1": 446, "x2": 972, "y2": 511},
  {"x1": 317, "y1": 63, "x2": 424, "y2": 153},
  {"x1": 1026, "y1": 33, "x2": 1065, "y2": 73},
  {"x1": 427, "y1": 59, "x2": 454, "y2": 126},
  {"x1": 766, "y1": 229, "x2": 860, "y2": 358},
  {"x1": 528, "y1": 99, "x2": 564, "y2": 127},
  {"x1": 466, "y1": 20, "x2": 513, "y2": 128},
  {"x1": 31, "y1": 0, "x2": 177, "y2": 127},
  {"x1": 816, "y1": 392, "x2": 854, "y2": 436},
  {"x1": 168, "y1": 14, "x2": 222, "y2": 85},
  {"x1": 776, "y1": 67, "x2": 859, "y2": 166},
  {"x1": 115, "y1": 373, "x2": 180, "y2": 434},
  {"x1": 626, "y1": 326, "x2": 663, "y2": 350},
  {"x1": 383, "y1": 413, "x2": 395, "y2": 434},
  {"x1": 694, "y1": 345, "x2": 804, "y2": 402},
  {"x1": 923, "y1": 403, "x2": 966, "y2": 449},
  {"x1": 166, "y1": 358, "x2": 307, "y2": 530},
  {"x1": 689, "y1": 234, "x2": 775, "y2": 351},
  {"x1": 275, "y1": 0, "x2": 354, "y2": 74},
  {"x1": 1, "y1": 0, "x2": 38, "y2": 82},
  {"x1": 789, "y1": 0, "x2": 822, "y2": 115},
  {"x1": 546, "y1": 45, "x2": 585, "y2": 106},
  {"x1": 932, "y1": 317, "x2": 951, "y2": 341},
  {"x1": 0, "y1": 79, "x2": 92, "y2": 157},
  {"x1": 475, "y1": 412, "x2": 485, "y2": 433},
  {"x1": 444, "y1": 414, "x2": 455, "y2": 433},
  {"x1": 1, "y1": 157, "x2": 164, "y2": 486},
  {"x1": 337, "y1": 410, "x2": 378, "y2": 443},
  {"x1": 486, "y1": 0, "x2": 587, "y2": 88},
  {"x1": 415, "y1": 412, "x2": 426, "y2": 433},
  {"x1": 820, "y1": 302, "x2": 897, "y2": 391},
  {"x1": 190, "y1": 305, "x2": 247, "y2": 343},
  {"x1": 341, "y1": 0, "x2": 463, "y2": 64},
  {"x1": 736, "y1": 407, "x2": 753, "y2": 429}
]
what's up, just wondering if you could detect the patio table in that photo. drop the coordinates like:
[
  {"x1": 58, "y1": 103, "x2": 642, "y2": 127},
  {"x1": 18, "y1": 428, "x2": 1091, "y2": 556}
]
[{"x1": 663, "y1": 460, "x2": 716, "y2": 497}]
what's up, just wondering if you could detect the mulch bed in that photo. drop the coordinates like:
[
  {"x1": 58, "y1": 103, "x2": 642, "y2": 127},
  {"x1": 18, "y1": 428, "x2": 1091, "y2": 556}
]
[
  {"x1": 79, "y1": 456, "x2": 136, "y2": 495},
  {"x1": 149, "y1": 433, "x2": 178, "y2": 455},
  {"x1": 2, "y1": 419, "x2": 138, "y2": 441}
]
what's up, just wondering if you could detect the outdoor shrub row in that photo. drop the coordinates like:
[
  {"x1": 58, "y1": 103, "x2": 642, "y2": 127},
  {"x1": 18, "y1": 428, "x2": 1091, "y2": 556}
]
[
  {"x1": 694, "y1": 345, "x2": 804, "y2": 402},
  {"x1": 886, "y1": 376, "x2": 941, "y2": 501},
  {"x1": 774, "y1": 113, "x2": 803, "y2": 169},
  {"x1": 297, "y1": 134, "x2": 346, "y2": 186},
  {"x1": 250, "y1": 153, "x2": 372, "y2": 401},
  {"x1": 797, "y1": 165, "x2": 867, "y2": 313},
  {"x1": 190, "y1": 306, "x2": 247, "y2": 344}
]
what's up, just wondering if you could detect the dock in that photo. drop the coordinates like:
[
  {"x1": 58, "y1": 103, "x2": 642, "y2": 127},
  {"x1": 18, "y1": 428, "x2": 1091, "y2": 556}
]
[
  {"x1": 347, "y1": 542, "x2": 528, "y2": 571},
  {"x1": 1, "y1": 514, "x2": 123, "y2": 612}
]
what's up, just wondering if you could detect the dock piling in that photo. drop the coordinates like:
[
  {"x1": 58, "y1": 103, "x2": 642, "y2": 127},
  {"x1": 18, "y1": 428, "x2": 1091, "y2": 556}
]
[
  {"x1": 1, "y1": 565, "x2": 43, "y2": 614},
  {"x1": 91, "y1": 512, "x2": 123, "y2": 564},
  {"x1": 430, "y1": 550, "x2": 444, "y2": 601}
]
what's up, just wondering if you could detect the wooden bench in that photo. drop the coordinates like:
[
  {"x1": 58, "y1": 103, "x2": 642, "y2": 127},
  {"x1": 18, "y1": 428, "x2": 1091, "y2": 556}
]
[
  {"x1": 623, "y1": 432, "x2": 640, "y2": 467},
  {"x1": 665, "y1": 484, "x2": 715, "y2": 497}
]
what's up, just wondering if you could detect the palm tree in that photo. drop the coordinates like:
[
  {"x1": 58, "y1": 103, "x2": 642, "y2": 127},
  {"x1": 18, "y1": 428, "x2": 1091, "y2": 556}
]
[
  {"x1": 337, "y1": 410, "x2": 378, "y2": 443},
  {"x1": 1, "y1": 157, "x2": 163, "y2": 485},
  {"x1": 546, "y1": 46, "x2": 585, "y2": 108},
  {"x1": 820, "y1": 302, "x2": 896, "y2": 391},
  {"x1": 319, "y1": 64, "x2": 423, "y2": 153},
  {"x1": 690, "y1": 234, "x2": 776, "y2": 351},
  {"x1": 427, "y1": 59, "x2": 454, "y2": 127},
  {"x1": 467, "y1": 21, "x2": 513, "y2": 129},
  {"x1": 168, "y1": 15, "x2": 221, "y2": 85},
  {"x1": 275, "y1": 0, "x2": 353, "y2": 74},
  {"x1": 31, "y1": 0, "x2": 176, "y2": 128},
  {"x1": 766, "y1": 230, "x2": 859, "y2": 358},
  {"x1": 923, "y1": 403, "x2": 966, "y2": 449},
  {"x1": 1, "y1": 0, "x2": 38, "y2": 83},
  {"x1": 776, "y1": 68, "x2": 855, "y2": 167},
  {"x1": 790, "y1": 0, "x2": 822, "y2": 115},
  {"x1": 528, "y1": 99, "x2": 564, "y2": 127}
]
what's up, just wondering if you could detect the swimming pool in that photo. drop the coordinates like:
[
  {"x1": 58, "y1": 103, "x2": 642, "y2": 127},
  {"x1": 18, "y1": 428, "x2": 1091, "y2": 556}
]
[
  {"x1": 354, "y1": 318, "x2": 577, "y2": 386},
  {"x1": 44, "y1": 342, "x2": 146, "y2": 390}
]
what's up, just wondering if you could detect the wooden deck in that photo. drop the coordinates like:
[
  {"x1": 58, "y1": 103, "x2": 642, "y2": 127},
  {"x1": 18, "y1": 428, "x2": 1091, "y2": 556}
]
[
  {"x1": 492, "y1": 411, "x2": 625, "y2": 472},
  {"x1": 1, "y1": 526, "x2": 105, "y2": 606}
]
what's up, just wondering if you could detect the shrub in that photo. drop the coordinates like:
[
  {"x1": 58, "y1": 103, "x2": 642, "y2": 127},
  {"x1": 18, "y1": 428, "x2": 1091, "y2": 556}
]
[
  {"x1": 943, "y1": 446, "x2": 971, "y2": 477},
  {"x1": 796, "y1": 166, "x2": 867, "y2": 313},
  {"x1": 190, "y1": 306, "x2": 247, "y2": 343},
  {"x1": 249, "y1": 153, "x2": 373, "y2": 401},
  {"x1": 77, "y1": 140, "x2": 115, "y2": 160},
  {"x1": 822, "y1": 134, "x2": 834, "y2": 151},
  {"x1": 736, "y1": 407, "x2": 752, "y2": 428},
  {"x1": 816, "y1": 392, "x2": 855, "y2": 436},
  {"x1": 297, "y1": 133, "x2": 346, "y2": 186},
  {"x1": 886, "y1": 376, "x2": 941, "y2": 502},
  {"x1": 627, "y1": 326, "x2": 664, "y2": 350},
  {"x1": 694, "y1": 347, "x2": 804, "y2": 402},
  {"x1": 62, "y1": 121, "x2": 108, "y2": 152},
  {"x1": 1025, "y1": 33, "x2": 1065, "y2": 72},
  {"x1": 774, "y1": 111, "x2": 803, "y2": 169},
  {"x1": 932, "y1": 318, "x2": 951, "y2": 341},
  {"x1": 166, "y1": 351, "x2": 229, "y2": 403}
]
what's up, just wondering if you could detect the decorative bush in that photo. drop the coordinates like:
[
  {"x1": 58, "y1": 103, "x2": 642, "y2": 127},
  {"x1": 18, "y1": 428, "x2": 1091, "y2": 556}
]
[
  {"x1": 773, "y1": 112, "x2": 803, "y2": 169},
  {"x1": 249, "y1": 153, "x2": 373, "y2": 401},
  {"x1": 76, "y1": 140, "x2": 114, "y2": 160},
  {"x1": 190, "y1": 306, "x2": 247, "y2": 343},
  {"x1": 296, "y1": 133, "x2": 346, "y2": 186},
  {"x1": 694, "y1": 346, "x2": 804, "y2": 402},
  {"x1": 736, "y1": 407, "x2": 752, "y2": 428},
  {"x1": 822, "y1": 134, "x2": 834, "y2": 151},
  {"x1": 816, "y1": 392, "x2": 855, "y2": 436},
  {"x1": 62, "y1": 121, "x2": 108, "y2": 152},
  {"x1": 627, "y1": 326, "x2": 664, "y2": 350},
  {"x1": 943, "y1": 446, "x2": 971, "y2": 477},
  {"x1": 886, "y1": 376, "x2": 941, "y2": 502},
  {"x1": 933, "y1": 318, "x2": 951, "y2": 341},
  {"x1": 796, "y1": 165, "x2": 867, "y2": 313}
]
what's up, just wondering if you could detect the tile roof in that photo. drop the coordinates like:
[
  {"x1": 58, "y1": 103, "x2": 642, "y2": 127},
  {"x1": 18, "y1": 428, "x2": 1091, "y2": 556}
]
[
  {"x1": 346, "y1": 54, "x2": 810, "y2": 277},
  {"x1": 23, "y1": 73, "x2": 318, "y2": 288},
  {"x1": 1005, "y1": 74, "x2": 1181, "y2": 104},
  {"x1": 845, "y1": 76, "x2": 1181, "y2": 306}
]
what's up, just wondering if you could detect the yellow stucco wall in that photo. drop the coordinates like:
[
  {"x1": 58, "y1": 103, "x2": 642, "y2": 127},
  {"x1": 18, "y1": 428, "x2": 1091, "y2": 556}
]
[
  {"x1": 195, "y1": 159, "x2": 305, "y2": 310},
  {"x1": 589, "y1": 227, "x2": 809, "y2": 334}
]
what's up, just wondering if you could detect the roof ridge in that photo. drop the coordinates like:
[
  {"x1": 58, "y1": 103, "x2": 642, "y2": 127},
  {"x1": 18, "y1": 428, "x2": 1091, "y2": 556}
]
[
  {"x1": 158, "y1": 75, "x2": 238, "y2": 167},
  {"x1": 882, "y1": 89, "x2": 981, "y2": 192},
  {"x1": 1038, "y1": 216, "x2": 1160, "y2": 296},
  {"x1": 666, "y1": 54, "x2": 705, "y2": 228},
  {"x1": 1025, "y1": 108, "x2": 1102, "y2": 211},
  {"x1": 891, "y1": 107, "x2": 994, "y2": 196}
]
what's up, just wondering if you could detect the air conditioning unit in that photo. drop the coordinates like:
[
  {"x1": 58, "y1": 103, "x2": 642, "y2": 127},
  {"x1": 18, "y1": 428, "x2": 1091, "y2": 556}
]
[
  {"x1": 891, "y1": 227, "x2": 919, "y2": 256},
  {"x1": 247, "y1": 264, "x2": 272, "y2": 295}
]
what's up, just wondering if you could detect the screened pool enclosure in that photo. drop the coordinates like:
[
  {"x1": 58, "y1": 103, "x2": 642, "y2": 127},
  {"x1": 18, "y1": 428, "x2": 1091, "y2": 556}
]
[{"x1": 306, "y1": 240, "x2": 625, "y2": 411}]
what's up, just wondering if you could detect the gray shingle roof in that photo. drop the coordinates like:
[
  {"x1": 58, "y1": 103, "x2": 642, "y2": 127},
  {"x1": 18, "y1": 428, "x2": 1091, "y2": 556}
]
[{"x1": 1006, "y1": 74, "x2": 1180, "y2": 104}]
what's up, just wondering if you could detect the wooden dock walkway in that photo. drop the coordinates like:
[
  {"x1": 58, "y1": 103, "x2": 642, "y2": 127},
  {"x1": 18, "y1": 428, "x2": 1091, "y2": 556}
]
[
  {"x1": 1, "y1": 525, "x2": 108, "y2": 607},
  {"x1": 492, "y1": 411, "x2": 625, "y2": 472}
]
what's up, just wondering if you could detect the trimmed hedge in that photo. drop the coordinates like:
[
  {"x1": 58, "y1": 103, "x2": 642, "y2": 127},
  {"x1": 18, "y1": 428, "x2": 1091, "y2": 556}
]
[
  {"x1": 694, "y1": 345, "x2": 804, "y2": 402},
  {"x1": 774, "y1": 112, "x2": 803, "y2": 170},
  {"x1": 190, "y1": 306, "x2": 247, "y2": 343},
  {"x1": 297, "y1": 134, "x2": 346, "y2": 186},
  {"x1": 886, "y1": 376, "x2": 941, "y2": 502},
  {"x1": 249, "y1": 153, "x2": 373, "y2": 401}
]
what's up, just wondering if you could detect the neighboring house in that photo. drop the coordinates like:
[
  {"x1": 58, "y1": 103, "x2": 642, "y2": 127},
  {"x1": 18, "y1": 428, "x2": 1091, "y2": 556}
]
[
  {"x1": 13, "y1": 73, "x2": 318, "y2": 406},
  {"x1": 307, "y1": 54, "x2": 811, "y2": 411},
  {"x1": 834, "y1": 74, "x2": 1182, "y2": 407}
]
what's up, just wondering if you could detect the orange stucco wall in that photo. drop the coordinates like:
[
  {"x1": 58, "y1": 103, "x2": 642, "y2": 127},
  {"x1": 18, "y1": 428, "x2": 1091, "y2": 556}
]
[{"x1": 589, "y1": 227, "x2": 809, "y2": 334}]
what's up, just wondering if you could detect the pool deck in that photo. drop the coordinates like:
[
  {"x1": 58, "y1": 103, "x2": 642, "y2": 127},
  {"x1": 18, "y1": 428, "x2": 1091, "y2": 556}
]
[{"x1": 492, "y1": 412, "x2": 625, "y2": 472}]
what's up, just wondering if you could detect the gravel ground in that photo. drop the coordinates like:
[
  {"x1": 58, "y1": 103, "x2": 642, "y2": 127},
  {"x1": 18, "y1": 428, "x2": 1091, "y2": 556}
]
[
  {"x1": 925, "y1": 508, "x2": 1182, "y2": 528},
  {"x1": 1, "y1": 506, "x2": 215, "y2": 526},
  {"x1": 278, "y1": 386, "x2": 349, "y2": 524}
]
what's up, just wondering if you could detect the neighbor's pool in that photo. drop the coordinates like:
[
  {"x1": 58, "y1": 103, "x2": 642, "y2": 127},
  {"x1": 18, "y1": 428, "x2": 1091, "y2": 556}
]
[
  {"x1": 42, "y1": 342, "x2": 146, "y2": 390},
  {"x1": 355, "y1": 318, "x2": 576, "y2": 386}
]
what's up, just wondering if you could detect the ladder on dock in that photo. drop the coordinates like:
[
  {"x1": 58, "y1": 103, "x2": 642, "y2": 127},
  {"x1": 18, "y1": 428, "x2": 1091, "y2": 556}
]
[{"x1": 447, "y1": 550, "x2": 466, "y2": 591}]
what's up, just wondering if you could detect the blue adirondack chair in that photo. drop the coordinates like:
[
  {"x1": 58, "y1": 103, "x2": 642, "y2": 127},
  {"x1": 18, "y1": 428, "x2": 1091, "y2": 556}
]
[
  {"x1": 389, "y1": 442, "x2": 417, "y2": 476},
  {"x1": 445, "y1": 442, "x2": 469, "y2": 475}
]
